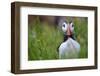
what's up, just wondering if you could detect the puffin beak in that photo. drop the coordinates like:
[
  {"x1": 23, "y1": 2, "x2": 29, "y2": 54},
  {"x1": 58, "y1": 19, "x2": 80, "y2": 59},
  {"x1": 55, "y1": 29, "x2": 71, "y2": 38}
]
[{"x1": 67, "y1": 26, "x2": 72, "y2": 36}]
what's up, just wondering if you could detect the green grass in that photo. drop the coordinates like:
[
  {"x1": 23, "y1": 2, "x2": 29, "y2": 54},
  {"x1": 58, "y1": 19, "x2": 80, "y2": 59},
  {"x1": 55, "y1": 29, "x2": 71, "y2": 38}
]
[
  {"x1": 28, "y1": 17, "x2": 88, "y2": 60},
  {"x1": 73, "y1": 18, "x2": 88, "y2": 58},
  {"x1": 28, "y1": 17, "x2": 63, "y2": 60}
]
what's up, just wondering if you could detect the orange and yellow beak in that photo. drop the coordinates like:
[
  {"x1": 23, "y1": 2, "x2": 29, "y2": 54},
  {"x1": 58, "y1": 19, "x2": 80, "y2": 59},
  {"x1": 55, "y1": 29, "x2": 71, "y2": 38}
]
[{"x1": 67, "y1": 25, "x2": 72, "y2": 36}]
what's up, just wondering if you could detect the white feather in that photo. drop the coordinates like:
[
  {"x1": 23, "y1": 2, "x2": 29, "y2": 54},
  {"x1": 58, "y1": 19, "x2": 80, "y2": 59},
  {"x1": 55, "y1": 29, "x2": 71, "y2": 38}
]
[{"x1": 59, "y1": 38, "x2": 80, "y2": 59}]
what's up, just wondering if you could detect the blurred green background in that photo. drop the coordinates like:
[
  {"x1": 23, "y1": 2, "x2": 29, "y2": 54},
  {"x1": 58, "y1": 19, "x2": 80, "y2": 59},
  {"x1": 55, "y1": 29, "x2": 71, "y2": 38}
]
[{"x1": 28, "y1": 15, "x2": 88, "y2": 60}]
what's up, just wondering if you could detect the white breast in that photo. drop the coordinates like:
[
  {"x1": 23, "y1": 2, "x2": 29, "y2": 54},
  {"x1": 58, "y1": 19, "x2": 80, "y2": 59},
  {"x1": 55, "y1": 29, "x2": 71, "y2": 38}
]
[{"x1": 59, "y1": 38, "x2": 80, "y2": 59}]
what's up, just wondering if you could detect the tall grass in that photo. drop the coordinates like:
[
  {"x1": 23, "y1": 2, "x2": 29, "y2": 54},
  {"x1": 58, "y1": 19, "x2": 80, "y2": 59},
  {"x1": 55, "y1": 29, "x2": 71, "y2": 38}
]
[
  {"x1": 28, "y1": 17, "x2": 63, "y2": 60},
  {"x1": 28, "y1": 17, "x2": 88, "y2": 60},
  {"x1": 73, "y1": 18, "x2": 88, "y2": 58}
]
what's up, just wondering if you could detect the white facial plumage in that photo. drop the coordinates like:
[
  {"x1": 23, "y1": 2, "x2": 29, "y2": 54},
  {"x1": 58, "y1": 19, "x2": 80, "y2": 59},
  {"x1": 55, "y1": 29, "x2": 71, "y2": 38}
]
[
  {"x1": 62, "y1": 22, "x2": 74, "y2": 34},
  {"x1": 69, "y1": 22, "x2": 74, "y2": 33},
  {"x1": 62, "y1": 22, "x2": 68, "y2": 33}
]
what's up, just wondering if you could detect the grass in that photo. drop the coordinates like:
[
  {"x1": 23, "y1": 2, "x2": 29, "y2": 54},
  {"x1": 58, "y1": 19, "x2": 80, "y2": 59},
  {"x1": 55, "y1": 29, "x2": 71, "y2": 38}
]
[
  {"x1": 28, "y1": 17, "x2": 88, "y2": 60},
  {"x1": 73, "y1": 18, "x2": 88, "y2": 58}
]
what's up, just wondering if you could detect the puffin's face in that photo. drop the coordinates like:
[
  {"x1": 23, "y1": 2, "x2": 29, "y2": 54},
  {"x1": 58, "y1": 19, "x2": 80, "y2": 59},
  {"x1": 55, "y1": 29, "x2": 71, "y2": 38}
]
[{"x1": 62, "y1": 22, "x2": 74, "y2": 36}]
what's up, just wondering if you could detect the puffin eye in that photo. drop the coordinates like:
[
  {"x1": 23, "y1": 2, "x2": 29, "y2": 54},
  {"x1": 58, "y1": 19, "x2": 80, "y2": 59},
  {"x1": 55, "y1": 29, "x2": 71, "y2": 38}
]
[
  {"x1": 63, "y1": 24, "x2": 65, "y2": 27},
  {"x1": 70, "y1": 22, "x2": 74, "y2": 28},
  {"x1": 69, "y1": 22, "x2": 74, "y2": 32},
  {"x1": 72, "y1": 24, "x2": 74, "y2": 27},
  {"x1": 62, "y1": 22, "x2": 68, "y2": 32}
]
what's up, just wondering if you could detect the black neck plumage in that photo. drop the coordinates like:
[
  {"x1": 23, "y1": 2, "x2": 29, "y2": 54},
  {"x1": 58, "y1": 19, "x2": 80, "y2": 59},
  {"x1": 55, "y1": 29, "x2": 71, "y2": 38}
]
[{"x1": 63, "y1": 34, "x2": 75, "y2": 42}]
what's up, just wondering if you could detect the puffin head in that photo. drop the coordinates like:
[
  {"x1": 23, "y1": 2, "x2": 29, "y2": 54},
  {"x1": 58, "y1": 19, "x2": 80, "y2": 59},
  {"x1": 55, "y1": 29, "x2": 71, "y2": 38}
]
[
  {"x1": 62, "y1": 21, "x2": 75, "y2": 41},
  {"x1": 62, "y1": 21, "x2": 74, "y2": 37}
]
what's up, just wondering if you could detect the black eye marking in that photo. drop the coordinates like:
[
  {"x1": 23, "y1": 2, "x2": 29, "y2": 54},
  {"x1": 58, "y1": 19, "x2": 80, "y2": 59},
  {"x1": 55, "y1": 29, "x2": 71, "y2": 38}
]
[
  {"x1": 72, "y1": 24, "x2": 74, "y2": 27},
  {"x1": 63, "y1": 24, "x2": 65, "y2": 27}
]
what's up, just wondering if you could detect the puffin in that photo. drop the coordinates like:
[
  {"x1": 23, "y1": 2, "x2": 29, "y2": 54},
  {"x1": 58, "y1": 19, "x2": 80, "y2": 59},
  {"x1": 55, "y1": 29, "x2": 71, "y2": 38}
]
[{"x1": 59, "y1": 21, "x2": 80, "y2": 59}]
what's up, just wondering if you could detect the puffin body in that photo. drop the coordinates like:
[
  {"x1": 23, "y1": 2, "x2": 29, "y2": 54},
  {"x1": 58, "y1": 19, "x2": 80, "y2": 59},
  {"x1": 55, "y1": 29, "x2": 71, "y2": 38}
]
[
  {"x1": 59, "y1": 21, "x2": 80, "y2": 59},
  {"x1": 59, "y1": 38, "x2": 80, "y2": 59}
]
